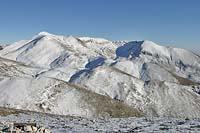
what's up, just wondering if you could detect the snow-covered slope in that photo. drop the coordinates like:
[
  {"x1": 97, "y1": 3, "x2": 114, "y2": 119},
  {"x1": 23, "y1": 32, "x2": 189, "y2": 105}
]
[
  {"x1": 0, "y1": 32, "x2": 200, "y2": 118},
  {"x1": 0, "y1": 76, "x2": 141, "y2": 118},
  {"x1": 0, "y1": 32, "x2": 117, "y2": 68}
]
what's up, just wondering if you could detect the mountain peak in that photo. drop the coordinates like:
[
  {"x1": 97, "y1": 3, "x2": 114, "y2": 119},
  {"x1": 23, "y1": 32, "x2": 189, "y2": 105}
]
[
  {"x1": 37, "y1": 31, "x2": 53, "y2": 36},
  {"x1": 141, "y1": 40, "x2": 165, "y2": 50}
]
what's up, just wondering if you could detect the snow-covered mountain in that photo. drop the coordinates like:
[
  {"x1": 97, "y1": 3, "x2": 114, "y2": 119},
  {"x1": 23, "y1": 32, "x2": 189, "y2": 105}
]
[{"x1": 0, "y1": 32, "x2": 199, "y2": 118}]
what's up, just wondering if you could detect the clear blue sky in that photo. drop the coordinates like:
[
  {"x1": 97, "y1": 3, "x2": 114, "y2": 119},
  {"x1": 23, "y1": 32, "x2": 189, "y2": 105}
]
[{"x1": 0, "y1": 0, "x2": 199, "y2": 52}]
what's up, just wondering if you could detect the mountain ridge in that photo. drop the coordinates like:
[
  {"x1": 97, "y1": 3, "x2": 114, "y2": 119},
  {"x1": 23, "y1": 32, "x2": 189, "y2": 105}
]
[{"x1": 0, "y1": 32, "x2": 199, "y2": 118}]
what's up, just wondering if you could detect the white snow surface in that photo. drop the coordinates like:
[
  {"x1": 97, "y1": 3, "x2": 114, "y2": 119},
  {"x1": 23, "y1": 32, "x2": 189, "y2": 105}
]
[{"x1": 0, "y1": 32, "x2": 200, "y2": 118}]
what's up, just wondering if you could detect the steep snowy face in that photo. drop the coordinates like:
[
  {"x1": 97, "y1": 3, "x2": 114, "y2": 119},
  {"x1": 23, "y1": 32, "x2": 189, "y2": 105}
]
[
  {"x1": 115, "y1": 40, "x2": 200, "y2": 82},
  {"x1": 0, "y1": 32, "x2": 200, "y2": 118},
  {"x1": 116, "y1": 41, "x2": 142, "y2": 58}
]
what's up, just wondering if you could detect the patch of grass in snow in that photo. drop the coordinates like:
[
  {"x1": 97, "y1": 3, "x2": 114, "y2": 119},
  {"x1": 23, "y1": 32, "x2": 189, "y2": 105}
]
[
  {"x1": 110, "y1": 66, "x2": 138, "y2": 79},
  {"x1": 0, "y1": 107, "x2": 21, "y2": 116},
  {"x1": 171, "y1": 73, "x2": 199, "y2": 86}
]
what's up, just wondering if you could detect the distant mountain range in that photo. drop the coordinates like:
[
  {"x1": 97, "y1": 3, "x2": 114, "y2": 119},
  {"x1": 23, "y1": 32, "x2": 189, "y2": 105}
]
[{"x1": 0, "y1": 32, "x2": 199, "y2": 118}]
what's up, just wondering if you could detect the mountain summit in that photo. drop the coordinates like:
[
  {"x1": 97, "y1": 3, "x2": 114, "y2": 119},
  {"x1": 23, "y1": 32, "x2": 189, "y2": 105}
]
[{"x1": 0, "y1": 32, "x2": 199, "y2": 118}]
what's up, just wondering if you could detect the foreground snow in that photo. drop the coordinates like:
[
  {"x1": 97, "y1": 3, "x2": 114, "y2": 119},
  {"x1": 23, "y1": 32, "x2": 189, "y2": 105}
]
[{"x1": 0, "y1": 108, "x2": 200, "y2": 133}]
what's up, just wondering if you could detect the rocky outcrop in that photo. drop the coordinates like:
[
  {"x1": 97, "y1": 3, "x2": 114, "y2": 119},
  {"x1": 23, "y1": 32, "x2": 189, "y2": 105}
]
[{"x1": 0, "y1": 123, "x2": 51, "y2": 133}]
